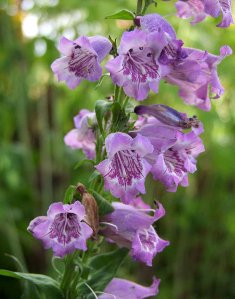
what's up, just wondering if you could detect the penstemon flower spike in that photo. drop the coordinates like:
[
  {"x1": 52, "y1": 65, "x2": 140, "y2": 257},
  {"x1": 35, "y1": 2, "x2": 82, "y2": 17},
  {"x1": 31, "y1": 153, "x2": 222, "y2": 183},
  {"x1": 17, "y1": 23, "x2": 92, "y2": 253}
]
[{"x1": 1, "y1": 1, "x2": 232, "y2": 298}]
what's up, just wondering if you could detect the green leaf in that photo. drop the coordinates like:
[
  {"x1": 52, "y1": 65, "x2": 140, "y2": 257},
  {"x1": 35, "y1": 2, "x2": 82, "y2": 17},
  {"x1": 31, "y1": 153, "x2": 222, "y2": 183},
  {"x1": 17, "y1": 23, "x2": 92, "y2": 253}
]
[
  {"x1": 90, "y1": 190, "x2": 114, "y2": 216},
  {"x1": 105, "y1": 9, "x2": 135, "y2": 20},
  {"x1": 63, "y1": 185, "x2": 77, "y2": 204},
  {"x1": 95, "y1": 100, "x2": 113, "y2": 134},
  {"x1": 78, "y1": 248, "x2": 128, "y2": 298},
  {"x1": 111, "y1": 102, "x2": 130, "y2": 133},
  {"x1": 0, "y1": 270, "x2": 63, "y2": 298}
]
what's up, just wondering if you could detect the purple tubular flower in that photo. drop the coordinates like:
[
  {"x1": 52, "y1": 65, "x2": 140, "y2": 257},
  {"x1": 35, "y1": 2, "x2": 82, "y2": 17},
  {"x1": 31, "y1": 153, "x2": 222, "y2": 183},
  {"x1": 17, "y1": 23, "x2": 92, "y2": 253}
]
[
  {"x1": 106, "y1": 29, "x2": 167, "y2": 101},
  {"x1": 136, "y1": 118, "x2": 205, "y2": 192},
  {"x1": 98, "y1": 277, "x2": 160, "y2": 299},
  {"x1": 27, "y1": 201, "x2": 93, "y2": 258},
  {"x1": 64, "y1": 109, "x2": 96, "y2": 159},
  {"x1": 175, "y1": 0, "x2": 207, "y2": 25},
  {"x1": 135, "y1": 104, "x2": 200, "y2": 129},
  {"x1": 95, "y1": 133, "x2": 154, "y2": 203},
  {"x1": 101, "y1": 202, "x2": 169, "y2": 266},
  {"x1": 176, "y1": 0, "x2": 234, "y2": 27},
  {"x1": 51, "y1": 35, "x2": 112, "y2": 89},
  {"x1": 163, "y1": 45, "x2": 232, "y2": 111},
  {"x1": 129, "y1": 196, "x2": 151, "y2": 210}
]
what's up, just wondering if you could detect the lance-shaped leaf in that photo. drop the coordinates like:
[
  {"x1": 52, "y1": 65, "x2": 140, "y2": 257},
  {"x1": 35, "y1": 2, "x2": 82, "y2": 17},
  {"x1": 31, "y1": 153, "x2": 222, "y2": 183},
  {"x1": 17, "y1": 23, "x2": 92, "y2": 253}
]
[
  {"x1": 63, "y1": 185, "x2": 77, "y2": 204},
  {"x1": 105, "y1": 9, "x2": 135, "y2": 20},
  {"x1": 0, "y1": 270, "x2": 63, "y2": 298}
]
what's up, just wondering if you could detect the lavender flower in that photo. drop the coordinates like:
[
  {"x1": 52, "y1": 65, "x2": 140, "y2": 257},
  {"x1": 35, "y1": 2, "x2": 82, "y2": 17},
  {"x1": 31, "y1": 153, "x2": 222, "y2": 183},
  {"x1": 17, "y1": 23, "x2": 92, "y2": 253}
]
[
  {"x1": 95, "y1": 133, "x2": 153, "y2": 203},
  {"x1": 51, "y1": 35, "x2": 112, "y2": 89},
  {"x1": 175, "y1": 0, "x2": 234, "y2": 28},
  {"x1": 175, "y1": 0, "x2": 207, "y2": 25},
  {"x1": 164, "y1": 45, "x2": 232, "y2": 111},
  {"x1": 101, "y1": 202, "x2": 169, "y2": 266},
  {"x1": 98, "y1": 277, "x2": 160, "y2": 299},
  {"x1": 136, "y1": 117, "x2": 205, "y2": 192},
  {"x1": 106, "y1": 29, "x2": 167, "y2": 101},
  {"x1": 64, "y1": 109, "x2": 96, "y2": 159},
  {"x1": 27, "y1": 201, "x2": 93, "y2": 257}
]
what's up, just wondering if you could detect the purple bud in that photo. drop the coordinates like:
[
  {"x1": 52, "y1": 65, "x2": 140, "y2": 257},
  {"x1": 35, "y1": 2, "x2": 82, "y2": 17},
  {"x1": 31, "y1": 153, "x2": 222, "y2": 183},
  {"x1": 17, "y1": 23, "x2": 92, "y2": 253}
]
[
  {"x1": 134, "y1": 104, "x2": 200, "y2": 129},
  {"x1": 134, "y1": 16, "x2": 141, "y2": 27}
]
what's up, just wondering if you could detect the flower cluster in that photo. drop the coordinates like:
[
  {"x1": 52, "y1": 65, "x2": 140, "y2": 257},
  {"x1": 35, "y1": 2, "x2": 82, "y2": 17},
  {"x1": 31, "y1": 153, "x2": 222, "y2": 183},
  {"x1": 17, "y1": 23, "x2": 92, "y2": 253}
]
[
  {"x1": 95, "y1": 105, "x2": 204, "y2": 200},
  {"x1": 26, "y1": 4, "x2": 233, "y2": 299}
]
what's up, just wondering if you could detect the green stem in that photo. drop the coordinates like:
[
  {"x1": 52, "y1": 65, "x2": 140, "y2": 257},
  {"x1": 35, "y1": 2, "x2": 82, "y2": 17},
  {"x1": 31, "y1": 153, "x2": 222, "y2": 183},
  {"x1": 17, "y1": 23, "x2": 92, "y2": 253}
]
[
  {"x1": 114, "y1": 85, "x2": 121, "y2": 102},
  {"x1": 60, "y1": 252, "x2": 78, "y2": 298},
  {"x1": 122, "y1": 96, "x2": 130, "y2": 109},
  {"x1": 136, "y1": 0, "x2": 143, "y2": 15},
  {"x1": 142, "y1": 0, "x2": 157, "y2": 15}
]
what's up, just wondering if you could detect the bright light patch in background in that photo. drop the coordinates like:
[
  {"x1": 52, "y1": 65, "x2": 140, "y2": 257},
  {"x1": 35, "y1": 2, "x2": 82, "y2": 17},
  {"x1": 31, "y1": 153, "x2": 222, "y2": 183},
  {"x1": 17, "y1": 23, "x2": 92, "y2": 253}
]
[
  {"x1": 34, "y1": 39, "x2": 47, "y2": 56},
  {"x1": 62, "y1": 28, "x2": 76, "y2": 40},
  {"x1": 22, "y1": 14, "x2": 39, "y2": 38},
  {"x1": 34, "y1": 0, "x2": 59, "y2": 7},
  {"x1": 21, "y1": 0, "x2": 34, "y2": 11}
]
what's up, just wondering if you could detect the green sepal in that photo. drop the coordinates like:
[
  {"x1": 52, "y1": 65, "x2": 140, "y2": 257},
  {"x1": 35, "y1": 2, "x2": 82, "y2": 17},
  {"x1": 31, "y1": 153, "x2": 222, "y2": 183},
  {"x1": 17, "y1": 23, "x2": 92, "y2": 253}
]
[{"x1": 105, "y1": 9, "x2": 135, "y2": 20}]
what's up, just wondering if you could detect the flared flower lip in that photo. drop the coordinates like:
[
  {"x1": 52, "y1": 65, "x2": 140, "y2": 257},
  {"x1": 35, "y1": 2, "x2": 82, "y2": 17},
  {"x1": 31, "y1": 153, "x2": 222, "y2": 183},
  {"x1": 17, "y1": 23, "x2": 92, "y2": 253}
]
[
  {"x1": 51, "y1": 35, "x2": 112, "y2": 89},
  {"x1": 95, "y1": 133, "x2": 154, "y2": 203},
  {"x1": 27, "y1": 201, "x2": 93, "y2": 258}
]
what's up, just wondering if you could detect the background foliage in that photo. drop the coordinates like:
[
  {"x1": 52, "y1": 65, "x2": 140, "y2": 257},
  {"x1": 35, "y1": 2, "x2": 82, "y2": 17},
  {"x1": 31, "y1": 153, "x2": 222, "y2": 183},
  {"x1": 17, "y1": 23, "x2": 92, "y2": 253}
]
[{"x1": 0, "y1": 0, "x2": 235, "y2": 298}]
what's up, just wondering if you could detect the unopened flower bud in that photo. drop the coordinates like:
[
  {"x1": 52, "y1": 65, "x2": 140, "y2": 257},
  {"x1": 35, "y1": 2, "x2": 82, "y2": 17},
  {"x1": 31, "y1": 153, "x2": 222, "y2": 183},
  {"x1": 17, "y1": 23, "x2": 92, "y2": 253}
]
[
  {"x1": 134, "y1": 104, "x2": 200, "y2": 129},
  {"x1": 77, "y1": 183, "x2": 99, "y2": 239},
  {"x1": 134, "y1": 16, "x2": 141, "y2": 27}
]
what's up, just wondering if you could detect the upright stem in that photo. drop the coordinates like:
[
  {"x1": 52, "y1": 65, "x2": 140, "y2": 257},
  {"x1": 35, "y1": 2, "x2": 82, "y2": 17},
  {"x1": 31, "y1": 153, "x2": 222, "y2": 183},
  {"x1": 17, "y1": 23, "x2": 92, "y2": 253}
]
[
  {"x1": 114, "y1": 85, "x2": 121, "y2": 102},
  {"x1": 136, "y1": 0, "x2": 143, "y2": 15}
]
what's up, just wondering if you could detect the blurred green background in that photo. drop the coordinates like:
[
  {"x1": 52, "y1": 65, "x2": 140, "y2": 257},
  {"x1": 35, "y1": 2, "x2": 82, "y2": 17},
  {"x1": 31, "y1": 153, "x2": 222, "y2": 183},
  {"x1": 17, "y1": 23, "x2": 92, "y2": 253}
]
[{"x1": 0, "y1": 0, "x2": 235, "y2": 298}]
